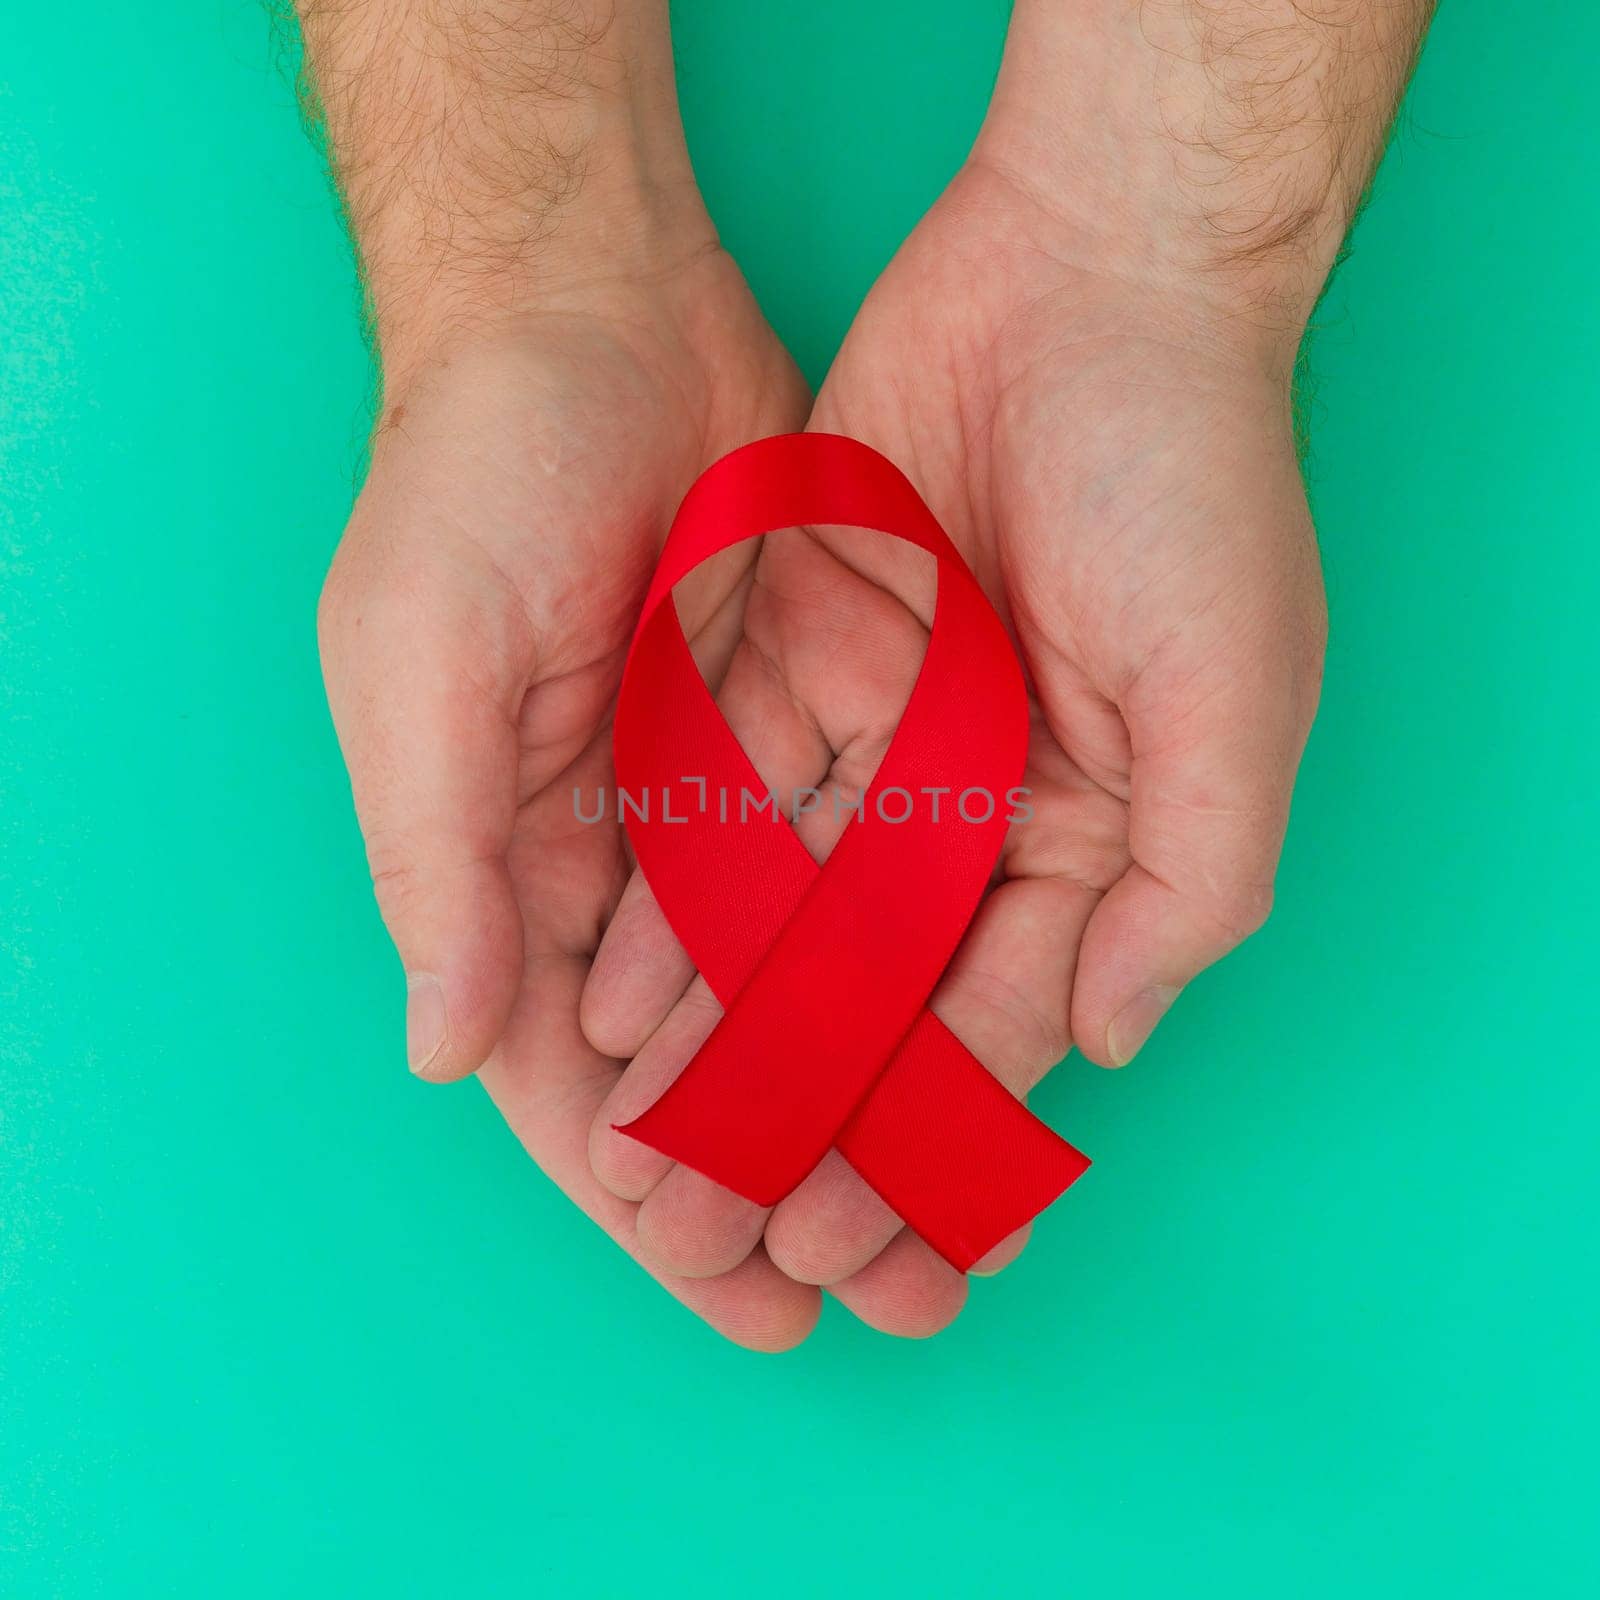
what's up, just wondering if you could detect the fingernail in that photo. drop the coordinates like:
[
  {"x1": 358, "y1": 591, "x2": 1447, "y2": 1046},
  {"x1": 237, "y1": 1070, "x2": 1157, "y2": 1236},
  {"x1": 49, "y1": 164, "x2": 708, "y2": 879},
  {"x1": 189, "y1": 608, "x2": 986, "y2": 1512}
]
[
  {"x1": 1107, "y1": 985, "x2": 1181, "y2": 1067},
  {"x1": 406, "y1": 972, "x2": 448, "y2": 1076}
]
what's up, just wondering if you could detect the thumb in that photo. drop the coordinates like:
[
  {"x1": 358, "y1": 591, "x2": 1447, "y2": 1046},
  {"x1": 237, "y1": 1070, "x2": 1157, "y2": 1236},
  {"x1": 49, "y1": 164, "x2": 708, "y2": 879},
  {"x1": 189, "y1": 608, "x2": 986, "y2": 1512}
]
[
  {"x1": 318, "y1": 543, "x2": 528, "y2": 1081},
  {"x1": 1070, "y1": 626, "x2": 1322, "y2": 1068}
]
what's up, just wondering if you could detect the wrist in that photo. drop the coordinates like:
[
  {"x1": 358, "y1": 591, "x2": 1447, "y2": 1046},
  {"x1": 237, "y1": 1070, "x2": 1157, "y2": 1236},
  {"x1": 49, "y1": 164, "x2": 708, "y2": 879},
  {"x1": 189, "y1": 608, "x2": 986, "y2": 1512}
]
[
  {"x1": 976, "y1": 0, "x2": 1427, "y2": 365},
  {"x1": 369, "y1": 171, "x2": 721, "y2": 407},
  {"x1": 299, "y1": 0, "x2": 715, "y2": 397}
]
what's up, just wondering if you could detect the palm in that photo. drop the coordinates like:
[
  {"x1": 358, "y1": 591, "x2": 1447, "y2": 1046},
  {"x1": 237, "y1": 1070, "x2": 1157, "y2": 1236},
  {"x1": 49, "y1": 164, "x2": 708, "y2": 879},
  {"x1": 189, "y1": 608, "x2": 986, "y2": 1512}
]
[{"x1": 582, "y1": 165, "x2": 1323, "y2": 1335}]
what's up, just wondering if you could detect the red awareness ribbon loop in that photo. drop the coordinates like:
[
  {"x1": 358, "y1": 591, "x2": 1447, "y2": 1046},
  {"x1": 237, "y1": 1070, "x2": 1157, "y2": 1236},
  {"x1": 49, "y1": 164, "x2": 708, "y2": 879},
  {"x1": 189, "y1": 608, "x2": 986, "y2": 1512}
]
[{"x1": 612, "y1": 434, "x2": 1089, "y2": 1272}]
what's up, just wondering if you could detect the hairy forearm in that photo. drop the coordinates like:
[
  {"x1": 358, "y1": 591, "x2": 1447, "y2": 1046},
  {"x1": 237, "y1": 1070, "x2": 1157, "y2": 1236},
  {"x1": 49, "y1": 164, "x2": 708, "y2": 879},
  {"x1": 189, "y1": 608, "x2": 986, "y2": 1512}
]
[
  {"x1": 982, "y1": 0, "x2": 1435, "y2": 337},
  {"x1": 293, "y1": 0, "x2": 708, "y2": 385}
]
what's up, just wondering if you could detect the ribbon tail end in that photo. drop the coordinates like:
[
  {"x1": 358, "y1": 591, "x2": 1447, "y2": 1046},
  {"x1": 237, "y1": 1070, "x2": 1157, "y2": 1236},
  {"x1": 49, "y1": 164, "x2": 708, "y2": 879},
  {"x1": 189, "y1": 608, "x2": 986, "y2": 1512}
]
[
  {"x1": 612, "y1": 1109, "x2": 794, "y2": 1209},
  {"x1": 923, "y1": 1142, "x2": 1094, "y2": 1274}
]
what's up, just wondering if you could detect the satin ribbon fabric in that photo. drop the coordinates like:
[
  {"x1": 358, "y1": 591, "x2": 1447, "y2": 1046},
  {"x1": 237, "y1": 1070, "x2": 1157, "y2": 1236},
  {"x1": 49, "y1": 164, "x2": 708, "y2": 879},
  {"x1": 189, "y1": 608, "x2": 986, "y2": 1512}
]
[{"x1": 612, "y1": 434, "x2": 1089, "y2": 1271}]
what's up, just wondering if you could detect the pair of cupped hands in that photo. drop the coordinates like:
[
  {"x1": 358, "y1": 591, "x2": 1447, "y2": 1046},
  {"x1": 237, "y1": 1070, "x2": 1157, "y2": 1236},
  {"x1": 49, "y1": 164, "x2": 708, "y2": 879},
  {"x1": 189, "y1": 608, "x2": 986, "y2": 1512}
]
[{"x1": 318, "y1": 148, "x2": 1326, "y2": 1349}]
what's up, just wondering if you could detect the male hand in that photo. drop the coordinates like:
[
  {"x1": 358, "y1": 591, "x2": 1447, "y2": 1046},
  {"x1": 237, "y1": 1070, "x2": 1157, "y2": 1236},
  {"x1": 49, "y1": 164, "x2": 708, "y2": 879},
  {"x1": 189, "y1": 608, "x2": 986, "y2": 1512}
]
[
  {"x1": 580, "y1": 0, "x2": 1432, "y2": 1336},
  {"x1": 305, "y1": 1, "x2": 819, "y2": 1347}
]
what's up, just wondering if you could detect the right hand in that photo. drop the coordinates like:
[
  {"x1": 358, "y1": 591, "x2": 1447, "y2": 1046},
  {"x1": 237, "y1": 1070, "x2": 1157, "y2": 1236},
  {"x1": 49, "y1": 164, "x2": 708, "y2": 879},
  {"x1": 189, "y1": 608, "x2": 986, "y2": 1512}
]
[{"x1": 317, "y1": 243, "x2": 820, "y2": 1350}]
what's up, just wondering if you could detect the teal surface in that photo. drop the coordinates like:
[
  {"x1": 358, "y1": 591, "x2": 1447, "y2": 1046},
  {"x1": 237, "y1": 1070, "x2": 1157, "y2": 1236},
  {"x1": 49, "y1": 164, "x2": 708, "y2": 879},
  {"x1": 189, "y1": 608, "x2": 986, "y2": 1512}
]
[{"x1": 3, "y1": 3, "x2": 1597, "y2": 1594}]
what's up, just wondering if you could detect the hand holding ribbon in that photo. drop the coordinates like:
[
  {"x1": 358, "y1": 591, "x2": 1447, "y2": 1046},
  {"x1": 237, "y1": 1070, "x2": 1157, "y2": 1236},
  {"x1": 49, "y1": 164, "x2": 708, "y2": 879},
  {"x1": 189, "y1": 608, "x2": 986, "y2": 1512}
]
[{"x1": 610, "y1": 434, "x2": 1089, "y2": 1271}]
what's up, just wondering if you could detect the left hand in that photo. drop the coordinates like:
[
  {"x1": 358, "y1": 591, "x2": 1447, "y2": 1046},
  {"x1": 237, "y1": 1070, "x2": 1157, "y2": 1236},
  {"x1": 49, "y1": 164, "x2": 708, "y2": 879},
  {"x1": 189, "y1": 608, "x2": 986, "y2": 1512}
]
[{"x1": 579, "y1": 155, "x2": 1326, "y2": 1336}]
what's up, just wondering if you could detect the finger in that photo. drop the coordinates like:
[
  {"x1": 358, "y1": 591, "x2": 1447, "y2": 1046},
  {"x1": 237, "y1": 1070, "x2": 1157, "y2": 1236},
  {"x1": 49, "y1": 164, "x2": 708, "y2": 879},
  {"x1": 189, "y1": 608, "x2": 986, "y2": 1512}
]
[
  {"x1": 1070, "y1": 628, "x2": 1323, "y2": 1067},
  {"x1": 762, "y1": 1150, "x2": 901, "y2": 1285},
  {"x1": 635, "y1": 1164, "x2": 772, "y2": 1280},
  {"x1": 319, "y1": 530, "x2": 530, "y2": 1083},
  {"x1": 578, "y1": 871, "x2": 696, "y2": 1060},
  {"x1": 765, "y1": 873, "x2": 1098, "y2": 1284},
  {"x1": 588, "y1": 972, "x2": 774, "y2": 1278},
  {"x1": 588, "y1": 979, "x2": 721, "y2": 1202},
  {"x1": 826, "y1": 1230, "x2": 968, "y2": 1339},
  {"x1": 479, "y1": 950, "x2": 820, "y2": 1352},
  {"x1": 764, "y1": 1168, "x2": 1030, "y2": 1285}
]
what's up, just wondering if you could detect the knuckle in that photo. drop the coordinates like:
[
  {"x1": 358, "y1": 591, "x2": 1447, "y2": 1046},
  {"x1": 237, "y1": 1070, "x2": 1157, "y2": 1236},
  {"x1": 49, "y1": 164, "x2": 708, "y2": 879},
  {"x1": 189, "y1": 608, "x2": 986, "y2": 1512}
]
[
  {"x1": 1010, "y1": 785, "x2": 1132, "y2": 894},
  {"x1": 362, "y1": 836, "x2": 497, "y2": 922},
  {"x1": 1205, "y1": 878, "x2": 1276, "y2": 945},
  {"x1": 363, "y1": 825, "x2": 464, "y2": 928},
  {"x1": 363, "y1": 831, "x2": 429, "y2": 918},
  {"x1": 936, "y1": 968, "x2": 1068, "y2": 1086}
]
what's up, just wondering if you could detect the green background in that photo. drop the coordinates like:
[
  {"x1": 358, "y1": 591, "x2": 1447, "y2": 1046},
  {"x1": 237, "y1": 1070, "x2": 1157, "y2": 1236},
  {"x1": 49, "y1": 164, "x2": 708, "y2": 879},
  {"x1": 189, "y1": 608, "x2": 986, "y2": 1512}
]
[{"x1": 3, "y1": 2, "x2": 1596, "y2": 1594}]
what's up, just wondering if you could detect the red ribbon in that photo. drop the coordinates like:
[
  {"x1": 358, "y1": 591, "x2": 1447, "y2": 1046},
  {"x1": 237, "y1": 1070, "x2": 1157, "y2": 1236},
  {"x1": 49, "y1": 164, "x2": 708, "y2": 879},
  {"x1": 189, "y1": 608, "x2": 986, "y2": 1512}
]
[{"x1": 612, "y1": 434, "x2": 1089, "y2": 1271}]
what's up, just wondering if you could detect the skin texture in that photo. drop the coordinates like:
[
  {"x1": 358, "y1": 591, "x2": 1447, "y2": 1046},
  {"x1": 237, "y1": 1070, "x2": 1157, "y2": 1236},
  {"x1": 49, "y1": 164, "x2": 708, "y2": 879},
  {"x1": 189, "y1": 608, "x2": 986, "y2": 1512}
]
[{"x1": 304, "y1": 0, "x2": 1434, "y2": 1345}]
